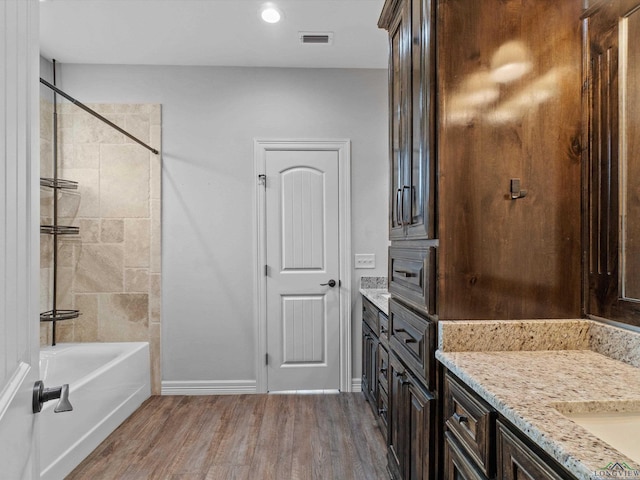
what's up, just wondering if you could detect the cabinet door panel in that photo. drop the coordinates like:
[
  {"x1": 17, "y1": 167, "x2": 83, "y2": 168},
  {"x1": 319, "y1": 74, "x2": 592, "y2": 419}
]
[
  {"x1": 444, "y1": 432, "x2": 489, "y2": 480},
  {"x1": 406, "y1": 374, "x2": 436, "y2": 480},
  {"x1": 389, "y1": 0, "x2": 411, "y2": 240},
  {"x1": 388, "y1": 352, "x2": 406, "y2": 477},
  {"x1": 406, "y1": 0, "x2": 436, "y2": 240},
  {"x1": 362, "y1": 323, "x2": 378, "y2": 406},
  {"x1": 496, "y1": 421, "x2": 570, "y2": 480}
]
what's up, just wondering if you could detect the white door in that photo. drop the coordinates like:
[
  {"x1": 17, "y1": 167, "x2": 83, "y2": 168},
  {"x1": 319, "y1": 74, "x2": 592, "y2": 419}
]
[
  {"x1": 265, "y1": 149, "x2": 341, "y2": 392},
  {"x1": 0, "y1": 0, "x2": 41, "y2": 478}
]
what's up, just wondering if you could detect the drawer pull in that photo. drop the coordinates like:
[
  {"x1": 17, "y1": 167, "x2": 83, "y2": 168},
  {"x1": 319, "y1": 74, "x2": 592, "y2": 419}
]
[
  {"x1": 453, "y1": 412, "x2": 469, "y2": 424},
  {"x1": 403, "y1": 337, "x2": 417, "y2": 344},
  {"x1": 394, "y1": 328, "x2": 406, "y2": 333},
  {"x1": 394, "y1": 269, "x2": 416, "y2": 277}
]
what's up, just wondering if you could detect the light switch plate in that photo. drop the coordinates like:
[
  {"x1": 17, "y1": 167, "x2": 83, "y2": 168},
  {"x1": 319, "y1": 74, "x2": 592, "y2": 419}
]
[{"x1": 355, "y1": 253, "x2": 375, "y2": 269}]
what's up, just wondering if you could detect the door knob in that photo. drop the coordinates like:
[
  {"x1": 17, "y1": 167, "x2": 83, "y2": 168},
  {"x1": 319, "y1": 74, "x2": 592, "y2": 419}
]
[
  {"x1": 320, "y1": 279, "x2": 337, "y2": 287},
  {"x1": 33, "y1": 380, "x2": 73, "y2": 414}
]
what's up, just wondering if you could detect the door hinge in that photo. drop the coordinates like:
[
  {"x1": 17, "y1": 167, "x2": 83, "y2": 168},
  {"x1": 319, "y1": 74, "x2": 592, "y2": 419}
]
[
  {"x1": 265, "y1": 353, "x2": 269, "y2": 365},
  {"x1": 258, "y1": 174, "x2": 266, "y2": 187},
  {"x1": 265, "y1": 264, "x2": 269, "y2": 276}
]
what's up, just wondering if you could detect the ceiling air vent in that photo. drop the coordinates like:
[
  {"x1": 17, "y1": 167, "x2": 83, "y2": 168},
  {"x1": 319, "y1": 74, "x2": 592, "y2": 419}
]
[{"x1": 299, "y1": 32, "x2": 334, "y2": 45}]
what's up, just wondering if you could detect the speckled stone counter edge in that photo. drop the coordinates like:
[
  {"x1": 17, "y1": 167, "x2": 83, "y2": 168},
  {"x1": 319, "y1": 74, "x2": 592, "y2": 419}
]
[
  {"x1": 438, "y1": 319, "x2": 640, "y2": 369},
  {"x1": 359, "y1": 276, "x2": 387, "y2": 289}
]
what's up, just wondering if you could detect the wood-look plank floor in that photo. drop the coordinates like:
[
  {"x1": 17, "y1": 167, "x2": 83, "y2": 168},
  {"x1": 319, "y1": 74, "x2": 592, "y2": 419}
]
[{"x1": 67, "y1": 393, "x2": 389, "y2": 480}]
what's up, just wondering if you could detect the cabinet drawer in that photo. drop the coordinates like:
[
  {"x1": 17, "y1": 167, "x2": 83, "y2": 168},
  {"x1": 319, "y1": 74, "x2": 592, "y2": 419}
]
[
  {"x1": 444, "y1": 432, "x2": 489, "y2": 480},
  {"x1": 389, "y1": 298, "x2": 435, "y2": 390},
  {"x1": 444, "y1": 373, "x2": 495, "y2": 478},
  {"x1": 362, "y1": 297, "x2": 379, "y2": 335},
  {"x1": 389, "y1": 245, "x2": 436, "y2": 313},
  {"x1": 379, "y1": 311, "x2": 389, "y2": 348}
]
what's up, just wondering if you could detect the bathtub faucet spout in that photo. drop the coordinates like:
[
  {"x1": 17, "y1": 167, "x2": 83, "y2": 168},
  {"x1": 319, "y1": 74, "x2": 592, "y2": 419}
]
[{"x1": 32, "y1": 380, "x2": 73, "y2": 414}]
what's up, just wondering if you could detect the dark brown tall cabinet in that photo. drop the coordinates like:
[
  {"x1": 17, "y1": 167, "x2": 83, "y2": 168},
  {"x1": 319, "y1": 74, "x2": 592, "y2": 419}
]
[
  {"x1": 379, "y1": 0, "x2": 584, "y2": 478},
  {"x1": 379, "y1": 0, "x2": 438, "y2": 478}
]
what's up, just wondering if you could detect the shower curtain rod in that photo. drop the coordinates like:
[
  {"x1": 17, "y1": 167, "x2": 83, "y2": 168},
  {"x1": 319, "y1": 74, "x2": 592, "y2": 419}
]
[{"x1": 39, "y1": 78, "x2": 159, "y2": 155}]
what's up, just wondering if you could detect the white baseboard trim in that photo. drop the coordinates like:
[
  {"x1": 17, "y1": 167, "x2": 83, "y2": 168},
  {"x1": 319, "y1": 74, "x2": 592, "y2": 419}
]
[
  {"x1": 351, "y1": 378, "x2": 362, "y2": 392},
  {"x1": 161, "y1": 380, "x2": 257, "y2": 395}
]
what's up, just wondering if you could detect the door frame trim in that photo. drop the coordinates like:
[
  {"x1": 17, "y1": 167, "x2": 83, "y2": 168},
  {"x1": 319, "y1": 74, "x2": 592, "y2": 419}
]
[{"x1": 253, "y1": 139, "x2": 352, "y2": 393}]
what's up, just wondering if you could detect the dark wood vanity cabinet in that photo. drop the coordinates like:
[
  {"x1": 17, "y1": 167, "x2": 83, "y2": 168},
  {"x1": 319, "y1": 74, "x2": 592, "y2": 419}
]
[
  {"x1": 443, "y1": 372, "x2": 575, "y2": 480},
  {"x1": 379, "y1": 0, "x2": 584, "y2": 476},
  {"x1": 361, "y1": 297, "x2": 390, "y2": 437},
  {"x1": 380, "y1": 0, "x2": 438, "y2": 477}
]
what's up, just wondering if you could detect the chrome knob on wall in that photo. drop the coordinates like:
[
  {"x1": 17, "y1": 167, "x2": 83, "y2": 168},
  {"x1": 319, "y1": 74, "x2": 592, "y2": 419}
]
[{"x1": 32, "y1": 380, "x2": 73, "y2": 414}]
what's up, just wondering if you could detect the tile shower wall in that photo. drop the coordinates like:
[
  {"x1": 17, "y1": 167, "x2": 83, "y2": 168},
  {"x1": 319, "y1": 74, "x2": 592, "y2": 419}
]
[{"x1": 40, "y1": 102, "x2": 162, "y2": 394}]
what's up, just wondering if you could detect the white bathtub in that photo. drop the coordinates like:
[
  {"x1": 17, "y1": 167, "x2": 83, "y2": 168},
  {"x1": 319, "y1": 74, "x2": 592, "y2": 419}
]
[{"x1": 39, "y1": 342, "x2": 151, "y2": 480}]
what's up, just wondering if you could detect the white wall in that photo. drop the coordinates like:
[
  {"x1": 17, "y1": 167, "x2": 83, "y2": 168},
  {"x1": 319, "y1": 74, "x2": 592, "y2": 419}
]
[{"x1": 56, "y1": 64, "x2": 388, "y2": 387}]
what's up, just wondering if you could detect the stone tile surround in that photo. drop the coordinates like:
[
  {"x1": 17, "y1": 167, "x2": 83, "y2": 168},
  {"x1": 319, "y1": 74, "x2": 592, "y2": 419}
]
[{"x1": 40, "y1": 101, "x2": 162, "y2": 394}]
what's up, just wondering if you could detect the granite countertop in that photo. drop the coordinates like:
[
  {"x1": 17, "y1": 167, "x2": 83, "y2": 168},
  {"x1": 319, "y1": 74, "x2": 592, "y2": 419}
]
[
  {"x1": 436, "y1": 319, "x2": 640, "y2": 480},
  {"x1": 359, "y1": 276, "x2": 389, "y2": 315}
]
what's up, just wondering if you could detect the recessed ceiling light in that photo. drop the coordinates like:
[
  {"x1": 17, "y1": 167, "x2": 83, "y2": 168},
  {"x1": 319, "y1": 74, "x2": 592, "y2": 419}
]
[{"x1": 260, "y1": 4, "x2": 282, "y2": 24}]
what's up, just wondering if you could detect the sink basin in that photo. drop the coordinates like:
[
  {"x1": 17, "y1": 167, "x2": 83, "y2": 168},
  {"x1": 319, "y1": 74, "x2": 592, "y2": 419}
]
[{"x1": 562, "y1": 410, "x2": 640, "y2": 464}]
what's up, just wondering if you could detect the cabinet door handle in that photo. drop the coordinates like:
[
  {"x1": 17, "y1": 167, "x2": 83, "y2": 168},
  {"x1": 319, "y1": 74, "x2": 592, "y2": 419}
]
[
  {"x1": 453, "y1": 412, "x2": 469, "y2": 424},
  {"x1": 396, "y1": 188, "x2": 403, "y2": 226},
  {"x1": 393, "y1": 371, "x2": 405, "y2": 378},
  {"x1": 400, "y1": 185, "x2": 407, "y2": 227},
  {"x1": 378, "y1": 408, "x2": 388, "y2": 415},
  {"x1": 402, "y1": 185, "x2": 411, "y2": 226},
  {"x1": 379, "y1": 367, "x2": 388, "y2": 374},
  {"x1": 394, "y1": 269, "x2": 415, "y2": 277},
  {"x1": 380, "y1": 327, "x2": 388, "y2": 334}
]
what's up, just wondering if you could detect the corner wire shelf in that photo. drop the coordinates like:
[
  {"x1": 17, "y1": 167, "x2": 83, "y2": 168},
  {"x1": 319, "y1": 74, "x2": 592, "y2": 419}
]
[
  {"x1": 40, "y1": 177, "x2": 78, "y2": 190},
  {"x1": 39, "y1": 309, "x2": 80, "y2": 322},
  {"x1": 40, "y1": 59, "x2": 82, "y2": 346},
  {"x1": 40, "y1": 225, "x2": 80, "y2": 235}
]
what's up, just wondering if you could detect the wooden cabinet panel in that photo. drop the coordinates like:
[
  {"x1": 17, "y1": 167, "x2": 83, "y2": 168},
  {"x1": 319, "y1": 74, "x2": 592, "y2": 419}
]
[
  {"x1": 388, "y1": 352, "x2": 406, "y2": 479},
  {"x1": 496, "y1": 421, "x2": 572, "y2": 480},
  {"x1": 379, "y1": 310, "x2": 390, "y2": 348},
  {"x1": 389, "y1": 298, "x2": 435, "y2": 391},
  {"x1": 436, "y1": 0, "x2": 582, "y2": 320},
  {"x1": 584, "y1": 0, "x2": 640, "y2": 326},
  {"x1": 387, "y1": 0, "x2": 411, "y2": 240},
  {"x1": 362, "y1": 322, "x2": 378, "y2": 406},
  {"x1": 406, "y1": 375, "x2": 436, "y2": 480},
  {"x1": 444, "y1": 373, "x2": 495, "y2": 478},
  {"x1": 383, "y1": 0, "x2": 436, "y2": 241},
  {"x1": 387, "y1": 352, "x2": 436, "y2": 480},
  {"x1": 363, "y1": 297, "x2": 380, "y2": 336},
  {"x1": 389, "y1": 245, "x2": 437, "y2": 313}
]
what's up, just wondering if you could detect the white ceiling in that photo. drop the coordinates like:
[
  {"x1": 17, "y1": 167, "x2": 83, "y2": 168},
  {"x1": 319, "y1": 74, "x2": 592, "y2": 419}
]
[{"x1": 39, "y1": 0, "x2": 389, "y2": 69}]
